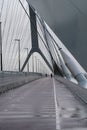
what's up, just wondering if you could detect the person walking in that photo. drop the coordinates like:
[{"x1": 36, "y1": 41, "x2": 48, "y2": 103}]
[{"x1": 51, "y1": 73, "x2": 52, "y2": 78}]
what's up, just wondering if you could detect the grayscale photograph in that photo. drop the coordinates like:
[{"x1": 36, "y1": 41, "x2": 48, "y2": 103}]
[{"x1": 0, "y1": 0, "x2": 87, "y2": 130}]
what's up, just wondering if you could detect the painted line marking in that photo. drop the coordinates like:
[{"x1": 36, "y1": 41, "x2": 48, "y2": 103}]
[{"x1": 53, "y1": 78, "x2": 61, "y2": 130}]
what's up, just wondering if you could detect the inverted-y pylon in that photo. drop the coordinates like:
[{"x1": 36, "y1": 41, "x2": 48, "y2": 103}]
[{"x1": 21, "y1": 5, "x2": 53, "y2": 72}]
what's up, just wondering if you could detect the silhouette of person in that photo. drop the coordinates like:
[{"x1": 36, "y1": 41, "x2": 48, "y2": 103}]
[
  {"x1": 51, "y1": 74, "x2": 52, "y2": 78},
  {"x1": 45, "y1": 74, "x2": 47, "y2": 77}
]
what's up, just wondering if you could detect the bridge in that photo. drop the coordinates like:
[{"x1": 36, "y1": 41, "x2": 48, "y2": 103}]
[{"x1": 0, "y1": 0, "x2": 87, "y2": 130}]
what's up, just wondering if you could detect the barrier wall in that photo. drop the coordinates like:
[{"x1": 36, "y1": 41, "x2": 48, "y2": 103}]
[
  {"x1": 55, "y1": 76, "x2": 87, "y2": 104},
  {"x1": 0, "y1": 71, "x2": 44, "y2": 93}
]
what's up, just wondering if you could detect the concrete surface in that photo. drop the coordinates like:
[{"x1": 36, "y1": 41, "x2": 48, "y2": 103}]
[
  {"x1": 0, "y1": 77, "x2": 56, "y2": 130},
  {"x1": 0, "y1": 72, "x2": 42, "y2": 93},
  {"x1": 55, "y1": 76, "x2": 87, "y2": 104},
  {"x1": 55, "y1": 79, "x2": 87, "y2": 130},
  {"x1": 0, "y1": 77, "x2": 87, "y2": 130}
]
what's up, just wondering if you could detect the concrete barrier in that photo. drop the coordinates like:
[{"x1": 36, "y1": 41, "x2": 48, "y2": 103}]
[
  {"x1": 0, "y1": 72, "x2": 44, "y2": 94},
  {"x1": 55, "y1": 76, "x2": 87, "y2": 104}
]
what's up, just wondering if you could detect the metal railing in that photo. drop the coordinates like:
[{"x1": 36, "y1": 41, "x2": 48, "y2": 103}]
[
  {"x1": 0, "y1": 71, "x2": 44, "y2": 93},
  {"x1": 55, "y1": 75, "x2": 87, "y2": 104}
]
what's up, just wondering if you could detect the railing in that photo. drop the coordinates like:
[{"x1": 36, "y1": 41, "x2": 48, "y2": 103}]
[
  {"x1": 0, "y1": 71, "x2": 44, "y2": 94},
  {"x1": 55, "y1": 76, "x2": 87, "y2": 104}
]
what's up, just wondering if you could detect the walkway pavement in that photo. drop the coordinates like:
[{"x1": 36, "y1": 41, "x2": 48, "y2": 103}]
[
  {"x1": 0, "y1": 78, "x2": 56, "y2": 130},
  {"x1": 0, "y1": 77, "x2": 87, "y2": 130},
  {"x1": 55, "y1": 79, "x2": 87, "y2": 130}
]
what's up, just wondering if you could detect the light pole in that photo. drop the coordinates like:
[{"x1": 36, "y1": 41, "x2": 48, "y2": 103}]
[
  {"x1": 39, "y1": 60, "x2": 41, "y2": 73},
  {"x1": 0, "y1": 21, "x2": 2, "y2": 71},
  {"x1": 37, "y1": 59, "x2": 39, "y2": 73},
  {"x1": 35, "y1": 56, "x2": 37, "y2": 73},
  {"x1": 41, "y1": 62, "x2": 44, "y2": 74},
  {"x1": 24, "y1": 48, "x2": 29, "y2": 72},
  {"x1": 32, "y1": 54, "x2": 34, "y2": 72},
  {"x1": 14, "y1": 39, "x2": 20, "y2": 72},
  {"x1": 40, "y1": 61, "x2": 42, "y2": 73}
]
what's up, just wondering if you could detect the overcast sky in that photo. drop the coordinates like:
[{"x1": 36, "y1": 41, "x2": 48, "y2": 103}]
[
  {"x1": 0, "y1": 0, "x2": 87, "y2": 74},
  {"x1": 27, "y1": 0, "x2": 87, "y2": 71}
]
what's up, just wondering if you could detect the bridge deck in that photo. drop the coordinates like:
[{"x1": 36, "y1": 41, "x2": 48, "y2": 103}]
[{"x1": 0, "y1": 77, "x2": 87, "y2": 130}]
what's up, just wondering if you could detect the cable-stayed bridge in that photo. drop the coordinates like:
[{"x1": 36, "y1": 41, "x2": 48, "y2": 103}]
[{"x1": 0, "y1": 0, "x2": 87, "y2": 129}]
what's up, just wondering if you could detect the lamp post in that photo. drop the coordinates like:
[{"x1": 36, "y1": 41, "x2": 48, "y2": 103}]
[
  {"x1": 39, "y1": 60, "x2": 41, "y2": 73},
  {"x1": 40, "y1": 61, "x2": 43, "y2": 74},
  {"x1": 35, "y1": 56, "x2": 37, "y2": 73},
  {"x1": 24, "y1": 48, "x2": 29, "y2": 72},
  {"x1": 14, "y1": 39, "x2": 20, "y2": 72},
  {"x1": 37, "y1": 59, "x2": 39, "y2": 73},
  {"x1": 0, "y1": 21, "x2": 2, "y2": 71},
  {"x1": 32, "y1": 54, "x2": 34, "y2": 72}
]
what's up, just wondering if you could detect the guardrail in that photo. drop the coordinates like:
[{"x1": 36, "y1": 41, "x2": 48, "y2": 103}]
[
  {"x1": 55, "y1": 76, "x2": 87, "y2": 104},
  {"x1": 0, "y1": 71, "x2": 44, "y2": 94}
]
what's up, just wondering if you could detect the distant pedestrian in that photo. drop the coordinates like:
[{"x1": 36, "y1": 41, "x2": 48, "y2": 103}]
[
  {"x1": 51, "y1": 74, "x2": 52, "y2": 78},
  {"x1": 45, "y1": 74, "x2": 47, "y2": 77}
]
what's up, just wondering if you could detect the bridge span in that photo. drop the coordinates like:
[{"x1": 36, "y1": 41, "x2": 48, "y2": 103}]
[
  {"x1": 0, "y1": 0, "x2": 87, "y2": 129},
  {"x1": 0, "y1": 77, "x2": 87, "y2": 130}
]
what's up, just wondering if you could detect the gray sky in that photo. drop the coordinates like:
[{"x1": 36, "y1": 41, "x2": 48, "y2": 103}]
[
  {"x1": 27, "y1": 0, "x2": 87, "y2": 71},
  {"x1": 0, "y1": 0, "x2": 87, "y2": 74}
]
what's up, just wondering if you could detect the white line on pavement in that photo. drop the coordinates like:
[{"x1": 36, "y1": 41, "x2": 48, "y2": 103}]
[{"x1": 53, "y1": 78, "x2": 61, "y2": 130}]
